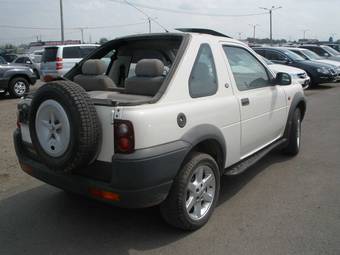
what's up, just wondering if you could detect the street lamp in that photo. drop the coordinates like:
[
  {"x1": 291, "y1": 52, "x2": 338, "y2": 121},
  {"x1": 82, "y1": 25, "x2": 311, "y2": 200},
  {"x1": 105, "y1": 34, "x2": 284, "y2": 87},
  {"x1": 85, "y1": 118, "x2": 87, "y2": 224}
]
[
  {"x1": 259, "y1": 6, "x2": 282, "y2": 45},
  {"x1": 59, "y1": 0, "x2": 64, "y2": 43}
]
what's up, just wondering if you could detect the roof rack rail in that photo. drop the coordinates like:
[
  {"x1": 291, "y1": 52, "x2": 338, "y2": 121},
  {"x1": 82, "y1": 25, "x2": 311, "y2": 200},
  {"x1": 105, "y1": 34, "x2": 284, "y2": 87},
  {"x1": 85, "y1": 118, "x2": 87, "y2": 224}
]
[{"x1": 175, "y1": 28, "x2": 231, "y2": 38}]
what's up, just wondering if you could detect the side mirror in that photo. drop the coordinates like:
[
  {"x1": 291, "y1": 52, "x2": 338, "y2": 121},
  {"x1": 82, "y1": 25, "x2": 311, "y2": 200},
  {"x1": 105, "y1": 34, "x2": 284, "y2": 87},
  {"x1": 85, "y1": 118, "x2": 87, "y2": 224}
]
[
  {"x1": 324, "y1": 53, "x2": 330, "y2": 57},
  {"x1": 25, "y1": 61, "x2": 31, "y2": 64},
  {"x1": 275, "y1": 72, "x2": 292, "y2": 86},
  {"x1": 284, "y1": 57, "x2": 292, "y2": 64}
]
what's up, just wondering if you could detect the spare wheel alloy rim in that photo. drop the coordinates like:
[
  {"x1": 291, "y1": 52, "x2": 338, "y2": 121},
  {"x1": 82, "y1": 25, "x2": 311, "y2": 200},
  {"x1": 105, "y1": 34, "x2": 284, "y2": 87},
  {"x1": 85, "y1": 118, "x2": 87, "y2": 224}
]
[
  {"x1": 185, "y1": 165, "x2": 216, "y2": 221},
  {"x1": 35, "y1": 99, "x2": 71, "y2": 157}
]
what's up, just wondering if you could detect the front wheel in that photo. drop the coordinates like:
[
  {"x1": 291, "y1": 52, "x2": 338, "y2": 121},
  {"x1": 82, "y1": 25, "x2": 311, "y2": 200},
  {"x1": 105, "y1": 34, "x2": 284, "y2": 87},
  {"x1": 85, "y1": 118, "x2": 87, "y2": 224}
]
[
  {"x1": 283, "y1": 108, "x2": 301, "y2": 156},
  {"x1": 9, "y1": 77, "x2": 29, "y2": 98},
  {"x1": 160, "y1": 152, "x2": 220, "y2": 230}
]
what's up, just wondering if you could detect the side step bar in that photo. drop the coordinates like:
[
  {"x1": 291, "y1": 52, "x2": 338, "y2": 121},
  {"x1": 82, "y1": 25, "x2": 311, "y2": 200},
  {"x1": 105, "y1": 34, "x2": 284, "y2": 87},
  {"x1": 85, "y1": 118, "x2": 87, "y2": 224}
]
[{"x1": 224, "y1": 138, "x2": 287, "y2": 176}]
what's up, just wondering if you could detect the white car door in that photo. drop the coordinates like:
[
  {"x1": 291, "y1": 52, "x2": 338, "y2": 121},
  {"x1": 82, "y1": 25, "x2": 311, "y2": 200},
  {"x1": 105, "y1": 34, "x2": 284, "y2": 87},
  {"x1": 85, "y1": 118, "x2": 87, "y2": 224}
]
[{"x1": 222, "y1": 44, "x2": 287, "y2": 158}]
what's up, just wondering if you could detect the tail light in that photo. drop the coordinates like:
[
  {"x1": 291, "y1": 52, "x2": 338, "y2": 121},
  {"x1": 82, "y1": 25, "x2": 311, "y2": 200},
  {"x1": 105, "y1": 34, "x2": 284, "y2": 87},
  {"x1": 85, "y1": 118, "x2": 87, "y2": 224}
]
[
  {"x1": 56, "y1": 57, "x2": 63, "y2": 70},
  {"x1": 114, "y1": 120, "x2": 134, "y2": 154}
]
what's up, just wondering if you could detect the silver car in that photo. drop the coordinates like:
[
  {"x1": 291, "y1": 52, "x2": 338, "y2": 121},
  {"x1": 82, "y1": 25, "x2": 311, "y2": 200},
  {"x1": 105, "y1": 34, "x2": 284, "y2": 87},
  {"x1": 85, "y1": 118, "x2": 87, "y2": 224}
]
[{"x1": 40, "y1": 44, "x2": 98, "y2": 81}]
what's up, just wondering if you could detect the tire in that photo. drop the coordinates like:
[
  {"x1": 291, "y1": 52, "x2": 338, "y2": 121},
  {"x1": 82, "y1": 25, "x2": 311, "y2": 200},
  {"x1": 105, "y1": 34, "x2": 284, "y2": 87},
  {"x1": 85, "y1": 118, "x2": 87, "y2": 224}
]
[
  {"x1": 28, "y1": 80, "x2": 101, "y2": 172},
  {"x1": 283, "y1": 108, "x2": 301, "y2": 156},
  {"x1": 160, "y1": 152, "x2": 220, "y2": 230},
  {"x1": 9, "y1": 77, "x2": 29, "y2": 98}
]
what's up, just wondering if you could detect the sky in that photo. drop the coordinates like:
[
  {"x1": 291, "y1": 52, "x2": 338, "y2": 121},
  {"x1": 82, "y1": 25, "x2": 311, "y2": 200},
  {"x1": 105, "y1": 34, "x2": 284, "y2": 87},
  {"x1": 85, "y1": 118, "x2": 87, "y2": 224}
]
[{"x1": 0, "y1": 0, "x2": 339, "y2": 45}]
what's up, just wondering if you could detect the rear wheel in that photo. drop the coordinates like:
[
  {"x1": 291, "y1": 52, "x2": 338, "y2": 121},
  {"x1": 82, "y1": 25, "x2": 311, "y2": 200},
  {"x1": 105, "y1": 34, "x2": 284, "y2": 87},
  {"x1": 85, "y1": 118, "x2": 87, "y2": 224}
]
[
  {"x1": 9, "y1": 77, "x2": 29, "y2": 98},
  {"x1": 160, "y1": 152, "x2": 220, "y2": 230},
  {"x1": 283, "y1": 108, "x2": 301, "y2": 156}
]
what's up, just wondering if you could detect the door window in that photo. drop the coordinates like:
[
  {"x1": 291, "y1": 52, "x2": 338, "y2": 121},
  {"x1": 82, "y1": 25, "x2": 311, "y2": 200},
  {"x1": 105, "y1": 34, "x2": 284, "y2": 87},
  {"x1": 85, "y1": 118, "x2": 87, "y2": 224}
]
[
  {"x1": 189, "y1": 44, "x2": 218, "y2": 98},
  {"x1": 223, "y1": 46, "x2": 271, "y2": 91}
]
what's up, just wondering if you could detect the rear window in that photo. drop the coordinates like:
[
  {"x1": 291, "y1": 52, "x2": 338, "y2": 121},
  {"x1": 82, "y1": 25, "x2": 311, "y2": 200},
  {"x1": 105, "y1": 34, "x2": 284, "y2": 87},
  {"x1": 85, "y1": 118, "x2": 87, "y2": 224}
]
[
  {"x1": 42, "y1": 47, "x2": 58, "y2": 62},
  {"x1": 62, "y1": 46, "x2": 97, "y2": 59}
]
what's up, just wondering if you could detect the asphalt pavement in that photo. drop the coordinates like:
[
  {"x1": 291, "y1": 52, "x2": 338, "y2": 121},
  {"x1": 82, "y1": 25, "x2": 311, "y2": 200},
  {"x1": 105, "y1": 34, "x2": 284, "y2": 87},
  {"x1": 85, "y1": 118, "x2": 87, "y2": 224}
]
[{"x1": 0, "y1": 84, "x2": 339, "y2": 255}]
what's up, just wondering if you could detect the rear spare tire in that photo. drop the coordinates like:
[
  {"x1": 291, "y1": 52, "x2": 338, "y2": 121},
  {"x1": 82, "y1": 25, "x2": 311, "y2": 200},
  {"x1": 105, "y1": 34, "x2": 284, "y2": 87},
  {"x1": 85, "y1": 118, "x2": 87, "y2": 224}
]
[{"x1": 29, "y1": 80, "x2": 101, "y2": 172}]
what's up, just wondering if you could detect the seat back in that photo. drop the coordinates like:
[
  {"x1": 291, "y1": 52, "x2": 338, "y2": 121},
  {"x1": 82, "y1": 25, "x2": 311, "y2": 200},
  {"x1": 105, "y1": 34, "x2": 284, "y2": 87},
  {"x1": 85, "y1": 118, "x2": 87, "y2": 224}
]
[
  {"x1": 74, "y1": 59, "x2": 116, "y2": 91},
  {"x1": 124, "y1": 59, "x2": 165, "y2": 96}
]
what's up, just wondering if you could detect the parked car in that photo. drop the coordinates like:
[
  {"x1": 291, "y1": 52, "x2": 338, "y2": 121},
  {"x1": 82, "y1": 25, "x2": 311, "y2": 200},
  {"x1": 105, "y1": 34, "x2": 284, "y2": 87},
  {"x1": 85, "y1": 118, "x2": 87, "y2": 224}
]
[
  {"x1": 262, "y1": 57, "x2": 310, "y2": 89},
  {"x1": 0, "y1": 56, "x2": 37, "y2": 97},
  {"x1": 299, "y1": 44, "x2": 340, "y2": 62},
  {"x1": 286, "y1": 47, "x2": 340, "y2": 81},
  {"x1": 13, "y1": 55, "x2": 41, "y2": 78},
  {"x1": 323, "y1": 43, "x2": 340, "y2": 53},
  {"x1": 254, "y1": 47, "x2": 337, "y2": 86},
  {"x1": 15, "y1": 30, "x2": 306, "y2": 230},
  {"x1": 40, "y1": 44, "x2": 99, "y2": 81}
]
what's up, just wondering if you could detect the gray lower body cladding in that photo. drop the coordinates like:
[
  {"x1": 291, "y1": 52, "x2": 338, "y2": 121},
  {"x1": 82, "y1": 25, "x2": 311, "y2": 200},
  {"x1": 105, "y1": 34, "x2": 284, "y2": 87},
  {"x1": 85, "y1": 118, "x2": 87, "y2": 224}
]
[{"x1": 14, "y1": 129, "x2": 190, "y2": 208}]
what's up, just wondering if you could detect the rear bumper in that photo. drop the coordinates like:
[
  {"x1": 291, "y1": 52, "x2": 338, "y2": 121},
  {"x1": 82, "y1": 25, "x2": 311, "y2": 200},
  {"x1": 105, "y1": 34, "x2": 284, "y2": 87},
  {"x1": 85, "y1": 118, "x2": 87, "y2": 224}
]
[{"x1": 14, "y1": 129, "x2": 190, "y2": 208}]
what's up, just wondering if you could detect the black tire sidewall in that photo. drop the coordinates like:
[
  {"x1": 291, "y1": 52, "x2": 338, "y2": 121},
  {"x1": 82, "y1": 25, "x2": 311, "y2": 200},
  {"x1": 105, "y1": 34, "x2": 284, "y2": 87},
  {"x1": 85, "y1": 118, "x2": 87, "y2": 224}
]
[
  {"x1": 161, "y1": 152, "x2": 220, "y2": 230},
  {"x1": 284, "y1": 108, "x2": 301, "y2": 155},
  {"x1": 29, "y1": 84, "x2": 80, "y2": 171},
  {"x1": 9, "y1": 77, "x2": 29, "y2": 98},
  {"x1": 181, "y1": 155, "x2": 220, "y2": 228}
]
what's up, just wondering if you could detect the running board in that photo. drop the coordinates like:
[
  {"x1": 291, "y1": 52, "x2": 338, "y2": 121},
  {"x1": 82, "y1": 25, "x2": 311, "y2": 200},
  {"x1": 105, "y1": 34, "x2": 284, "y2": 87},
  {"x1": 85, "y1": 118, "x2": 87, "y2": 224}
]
[{"x1": 224, "y1": 139, "x2": 287, "y2": 176}]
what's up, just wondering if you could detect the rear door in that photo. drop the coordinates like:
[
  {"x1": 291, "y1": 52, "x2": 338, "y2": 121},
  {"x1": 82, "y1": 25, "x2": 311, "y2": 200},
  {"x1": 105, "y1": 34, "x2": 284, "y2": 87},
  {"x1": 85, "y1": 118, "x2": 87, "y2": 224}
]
[
  {"x1": 222, "y1": 44, "x2": 287, "y2": 158},
  {"x1": 41, "y1": 47, "x2": 58, "y2": 76}
]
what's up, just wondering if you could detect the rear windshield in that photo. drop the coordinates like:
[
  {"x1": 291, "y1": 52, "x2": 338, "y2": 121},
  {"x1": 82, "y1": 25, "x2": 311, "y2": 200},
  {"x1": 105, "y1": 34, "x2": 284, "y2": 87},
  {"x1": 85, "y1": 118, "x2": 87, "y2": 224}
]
[
  {"x1": 42, "y1": 47, "x2": 58, "y2": 62},
  {"x1": 62, "y1": 46, "x2": 97, "y2": 59}
]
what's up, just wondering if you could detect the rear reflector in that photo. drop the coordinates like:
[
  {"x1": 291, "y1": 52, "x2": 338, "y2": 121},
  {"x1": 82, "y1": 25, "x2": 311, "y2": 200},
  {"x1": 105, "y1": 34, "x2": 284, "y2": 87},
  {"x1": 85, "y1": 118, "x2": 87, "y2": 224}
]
[{"x1": 88, "y1": 187, "x2": 120, "y2": 201}]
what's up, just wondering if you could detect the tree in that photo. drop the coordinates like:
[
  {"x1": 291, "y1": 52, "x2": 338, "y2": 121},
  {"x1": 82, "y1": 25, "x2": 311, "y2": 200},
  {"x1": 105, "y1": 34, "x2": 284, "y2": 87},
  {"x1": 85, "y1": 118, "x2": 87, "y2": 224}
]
[
  {"x1": 99, "y1": 38, "x2": 109, "y2": 45},
  {"x1": 329, "y1": 36, "x2": 334, "y2": 43}
]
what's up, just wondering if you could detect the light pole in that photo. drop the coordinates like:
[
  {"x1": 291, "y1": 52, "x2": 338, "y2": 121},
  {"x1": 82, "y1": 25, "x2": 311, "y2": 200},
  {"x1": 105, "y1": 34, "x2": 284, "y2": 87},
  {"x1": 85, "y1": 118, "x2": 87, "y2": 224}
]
[
  {"x1": 259, "y1": 6, "x2": 282, "y2": 45},
  {"x1": 302, "y1": 29, "x2": 310, "y2": 40},
  {"x1": 59, "y1": 0, "x2": 64, "y2": 43},
  {"x1": 249, "y1": 24, "x2": 260, "y2": 40}
]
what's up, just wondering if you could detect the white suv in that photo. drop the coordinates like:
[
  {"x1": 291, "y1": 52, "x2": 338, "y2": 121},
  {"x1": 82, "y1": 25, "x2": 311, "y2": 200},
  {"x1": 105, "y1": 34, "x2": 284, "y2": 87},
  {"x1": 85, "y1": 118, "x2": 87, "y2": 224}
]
[
  {"x1": 14, "y1": 30, "x2": 306, "y2": 230},
  {"x1": 40, "y1": 44, "x2": 98, "y2": 81}
]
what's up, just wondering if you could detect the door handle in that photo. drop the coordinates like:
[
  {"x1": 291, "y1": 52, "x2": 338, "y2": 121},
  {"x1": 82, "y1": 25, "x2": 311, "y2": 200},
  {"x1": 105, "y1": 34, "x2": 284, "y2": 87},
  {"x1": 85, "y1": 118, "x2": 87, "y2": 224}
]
[{"x1": 241, "y1": 98, "x2": 250, "y2": 106}]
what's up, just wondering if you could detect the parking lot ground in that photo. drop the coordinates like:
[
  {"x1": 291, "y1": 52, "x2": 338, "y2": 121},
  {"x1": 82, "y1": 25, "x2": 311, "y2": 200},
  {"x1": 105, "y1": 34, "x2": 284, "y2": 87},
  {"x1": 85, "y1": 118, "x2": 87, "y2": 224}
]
[{"x1": 0, "y1": 83, "x2": 340, "y2": 255}]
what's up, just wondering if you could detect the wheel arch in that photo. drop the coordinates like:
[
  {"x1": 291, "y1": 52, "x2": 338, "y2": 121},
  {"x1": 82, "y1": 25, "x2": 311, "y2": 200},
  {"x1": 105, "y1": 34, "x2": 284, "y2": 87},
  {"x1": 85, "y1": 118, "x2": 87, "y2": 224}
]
[
  {"x1": 181, "y1": 124, "x2": 226, "y2": 175},
  {"x1": 9, "y1": 74, "x2": 31, "y2": 84}
]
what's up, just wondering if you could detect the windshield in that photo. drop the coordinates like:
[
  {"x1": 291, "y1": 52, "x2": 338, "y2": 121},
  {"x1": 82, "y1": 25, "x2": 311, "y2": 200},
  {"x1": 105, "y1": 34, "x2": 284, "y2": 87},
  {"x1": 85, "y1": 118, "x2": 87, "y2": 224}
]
[
  {"x1": 302, "y1": 49, "x2": 323, "y2": 60},
  {"x1": 322, "y1": 45, "x2": 340, "y2": 56},
  {"x1": 282, "y1": 50, "x2": 305, "y2": 61},
  {"x1": 42, "y1": 47, "x2": 58, "y2": 62}
]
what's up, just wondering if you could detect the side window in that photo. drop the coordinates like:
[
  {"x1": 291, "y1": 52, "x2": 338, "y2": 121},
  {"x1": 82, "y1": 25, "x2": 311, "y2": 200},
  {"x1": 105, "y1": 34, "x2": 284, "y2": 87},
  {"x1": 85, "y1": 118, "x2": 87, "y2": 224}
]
[
  {"x1": 266, "y1": 51, "x2": 286, "y2": 61},
  {"x1": 223, "y1": 46, "x2": 271, "y2": 91},
  {"x1": 189, "y1": 44, "x2": 218, "y2": 98},
  {"x1": 63, "y1": 47, "x2": 81, "y2": 58}
]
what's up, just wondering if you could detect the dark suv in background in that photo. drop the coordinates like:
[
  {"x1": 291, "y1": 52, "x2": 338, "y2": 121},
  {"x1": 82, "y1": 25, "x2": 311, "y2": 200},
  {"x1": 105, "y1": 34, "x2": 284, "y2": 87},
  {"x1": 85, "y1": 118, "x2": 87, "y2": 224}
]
[{"x1": 254, "y1": 47, "x2": 337, "y2": 86}]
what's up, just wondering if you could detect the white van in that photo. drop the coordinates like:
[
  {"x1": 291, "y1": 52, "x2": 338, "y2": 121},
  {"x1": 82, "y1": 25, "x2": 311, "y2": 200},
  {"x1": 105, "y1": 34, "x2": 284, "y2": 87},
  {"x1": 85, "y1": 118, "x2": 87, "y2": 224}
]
[{"x1": 40, "y1": 44, "x2": 98, "y2": 81}]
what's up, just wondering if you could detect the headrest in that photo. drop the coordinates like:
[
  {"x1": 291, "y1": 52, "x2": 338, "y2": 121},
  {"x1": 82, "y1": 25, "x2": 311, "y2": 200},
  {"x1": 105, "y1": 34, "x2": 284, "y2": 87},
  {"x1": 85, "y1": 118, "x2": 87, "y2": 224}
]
[
  {"x1": 135, "y1": 59, "x2": 164, "y2": 77},
  {"x1": 82, "y1": 59, "x2": 107, "y2": 75}
]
